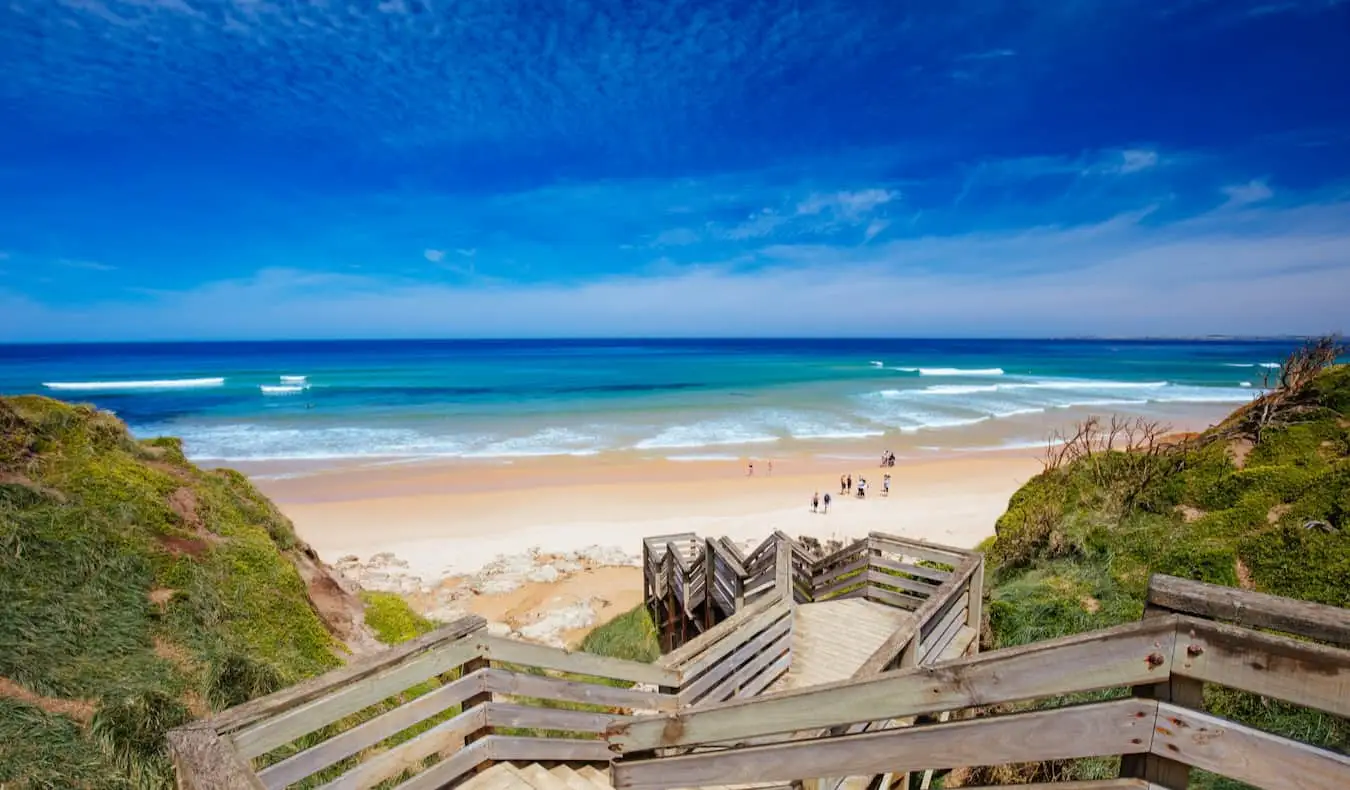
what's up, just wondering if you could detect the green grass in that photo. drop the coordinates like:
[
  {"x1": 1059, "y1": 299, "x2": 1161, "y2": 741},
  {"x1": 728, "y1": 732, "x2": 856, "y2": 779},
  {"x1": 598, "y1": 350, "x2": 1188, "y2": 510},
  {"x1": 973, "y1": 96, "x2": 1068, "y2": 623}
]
[
  {"x1": 0, "y1": 396, "x2": 345, "y2": 788},
  {"x1": 579, "y1": 604, "x2": 662, "y2": 664},
  {"x1": 361, "y1": 591, "x2": 438, "y2": 645},
  {"x1": 973, "y1": 365, "x2": 1350, "y2": 785}
]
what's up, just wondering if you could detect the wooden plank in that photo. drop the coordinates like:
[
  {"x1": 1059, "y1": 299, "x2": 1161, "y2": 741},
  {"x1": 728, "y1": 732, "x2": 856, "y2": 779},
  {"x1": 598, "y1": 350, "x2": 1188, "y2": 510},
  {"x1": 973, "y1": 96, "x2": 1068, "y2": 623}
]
[
  {"x1": 867, "y1": 569, "x2": 939, "y2": 599},
  {"x1": 734, "y1": 651, "x2": 792, "y2": 699},
  {"x1": 920, "y1": 593, "x2": 969, "y2": 663},
  {"x1": 259, "y1": 669, "x2": 487, "y2": 788},
  {"x1": 812, "y1": 555, "x2": 868, "y2": 586},
  {"x1": 1151, "y1": 701, "x2": 1350, "y2": 790},
  {"x1": 612, "y1": 699, "x2": 1158, "y2": 790},
  {"x1": 917, "y1": 563, "x2": 976, "y2": 641},
  {"x1": 209, "y1": 615, "x2": 486, "y2": 734},
  {"x1": 318, "y1": 705, "x2": 486, "y2": 790},
  {"x1": 813, "y1": 569, "x2": 869, "y2": 601},
  {"x1": 233, "y1": 639, "x2": 481, "y2": 759},
  {"x1": 867, "y1": 532, "x2": 969, "y2": 566},
  {"x1": 1171, "y1": 617, "x2": 1350, "y2": 717},
  {"x1": 1147, "y1": 574, "x2": 1350, "y2": 646},
  {"x1": 864, "y1": 586, "x2": 926, "y2": 611},
  {"x1": 485, "y1": 702, "x2": 631, "y2": 734},
  {"x1": 953, "y1": 782, "x2": 1152, "y2": 790},
  {"x1": 483, "y1": 668, "x2": 679, "y2": 713},
  {"x1": 868, "y1": 554, "x2": 950, "y2": 584},
  {"x1": 478, "y1": 636, "x2": 678, "y2": 687},
  {"x1": 387, "y1": 737, "x2": 490, "y2": 790},
  {"x1": 966, "y1": 556, "x2": 984, "y2": 637},
  {"x1": 668, "y1": 600, "x2": 789, "y2": 679},
  {"x1": 681, "y1": 613, "x2": 792, "y2": 706},
  {"x1": 167, "y1": 725, "x2": 266, "y2": 790},
  {"x1": 703, "y1": 630, "x2": 792, "y2": 705},
  {"x1": 658, "y1": 593, "x2": 781, "y2": 670},
  {"x1": 487, "y1": 734, "x2": 615, "y2": 763},
  {"x1": 607, "y1": 616, "x2": 1177, "y2": 751}
]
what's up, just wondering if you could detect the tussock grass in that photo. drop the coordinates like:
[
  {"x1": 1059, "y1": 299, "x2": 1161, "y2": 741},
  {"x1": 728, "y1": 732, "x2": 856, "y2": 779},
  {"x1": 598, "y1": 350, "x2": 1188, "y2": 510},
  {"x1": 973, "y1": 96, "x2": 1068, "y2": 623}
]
[
  {"x1": 0, "y1": 396, "x2": 342, "y2": 788},
  {"x1": 967, "y1": 365, "x2": 1350, "y2": 786}
]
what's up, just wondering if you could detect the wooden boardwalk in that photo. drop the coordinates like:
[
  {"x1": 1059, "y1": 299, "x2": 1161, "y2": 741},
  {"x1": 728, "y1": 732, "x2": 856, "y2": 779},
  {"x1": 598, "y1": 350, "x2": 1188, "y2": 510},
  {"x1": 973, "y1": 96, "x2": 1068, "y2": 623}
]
[{"x1": 768, "y1": 599, "x2": 916, "y2": 692}]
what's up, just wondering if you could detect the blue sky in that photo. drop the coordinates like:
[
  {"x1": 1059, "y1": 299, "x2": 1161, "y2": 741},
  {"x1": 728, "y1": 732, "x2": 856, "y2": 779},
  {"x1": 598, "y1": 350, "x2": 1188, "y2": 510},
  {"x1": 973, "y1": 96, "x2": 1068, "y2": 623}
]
[{"x1": 1, "y1": 0, "x2": 1348, "y2": 340}]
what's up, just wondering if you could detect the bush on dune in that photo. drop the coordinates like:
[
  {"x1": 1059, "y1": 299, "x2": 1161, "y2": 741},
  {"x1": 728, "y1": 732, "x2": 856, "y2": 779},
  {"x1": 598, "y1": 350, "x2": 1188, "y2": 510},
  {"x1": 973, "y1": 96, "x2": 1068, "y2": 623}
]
[{"x1": 970, "y1": 342, "x2": 1350, "y2": 787}]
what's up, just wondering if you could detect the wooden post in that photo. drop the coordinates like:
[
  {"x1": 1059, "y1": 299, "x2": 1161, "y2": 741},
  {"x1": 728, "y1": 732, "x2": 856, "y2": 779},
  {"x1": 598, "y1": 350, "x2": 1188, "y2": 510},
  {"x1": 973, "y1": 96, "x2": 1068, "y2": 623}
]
[
  {"x1": 1119, "y1": 604, "x2": 1199, "y2": 789},
  {"x1": 167, "y1": 726, "x2": 266, "y2": 790},
  {"x1": 665, "y1": 553, "x2": 678, "y2": 652},
  {"x1": 705, "y1": 539, "x2": 717, "y2": 630},
  {"x1": 459, "y1": 656, "x2": 493, "y2": 775},
  {"x1": 965, "y1": 555, "x2": 984, "y2": 656},
  {"x1": 774, "y1": 539, "x2": 794, "y2": 607}
]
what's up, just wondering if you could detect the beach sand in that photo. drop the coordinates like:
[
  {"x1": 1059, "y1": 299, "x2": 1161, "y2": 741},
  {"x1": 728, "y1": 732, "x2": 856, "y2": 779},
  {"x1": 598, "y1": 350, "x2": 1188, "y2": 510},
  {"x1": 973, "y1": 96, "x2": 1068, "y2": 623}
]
[{"x1": 260, "y1": 449, "x2": 1044, "y2": 582}]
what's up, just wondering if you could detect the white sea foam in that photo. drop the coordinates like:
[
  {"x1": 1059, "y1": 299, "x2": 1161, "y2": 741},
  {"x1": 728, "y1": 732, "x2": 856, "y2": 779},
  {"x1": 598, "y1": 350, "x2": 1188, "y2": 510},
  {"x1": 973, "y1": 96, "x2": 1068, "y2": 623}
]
[
  {"x1": 664, "y1": 454, "x2": 742, "y2": 462},
  {"x1": 280, "y1": 375, "x2": 308, "y2": 383},
  {"x1": 1240, "y1": 381, "x2": 1253, "y2": 388},
  {"x1": 634, "y1": 422, "x2": 780, "y2": 450},
  {"x1": 1223, "y1": 363, "x2": 1255, "y2": 368},
  {"x1": 461, "y1": 428, "x2": 604, "y2": 458},
  {"x1": 260, "y1": 384, "x2": 306, "y2": 395},
  {"x1": 919, "y1": 367, "x2": 1005, "y2": 376},
  {"x1": 1259, "y1": 362, "x2": 1281, "y2": 368},
  {"x1": 915, "y1": 384, "x2": 1000, "y2": 395},
  {"x1": 43, "y1": 377, "x2": 225, "y2": 391},
  {"x1": 869, "y1": 360, "x2": 884, "y2": 367}
]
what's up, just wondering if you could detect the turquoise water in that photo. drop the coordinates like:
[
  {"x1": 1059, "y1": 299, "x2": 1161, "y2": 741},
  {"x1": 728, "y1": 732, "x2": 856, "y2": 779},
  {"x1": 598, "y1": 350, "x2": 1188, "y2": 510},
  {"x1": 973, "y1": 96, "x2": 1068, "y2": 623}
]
[{"x1": 0, "y1": 339, "x2": 1292, "y2": 464}]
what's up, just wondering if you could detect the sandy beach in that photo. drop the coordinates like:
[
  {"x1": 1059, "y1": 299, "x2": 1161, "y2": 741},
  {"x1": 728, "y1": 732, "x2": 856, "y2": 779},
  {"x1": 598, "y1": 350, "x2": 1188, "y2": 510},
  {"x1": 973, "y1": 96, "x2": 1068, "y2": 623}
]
[{"x1": 259, "y1": 449, "x2": 1044, "y2": 582}]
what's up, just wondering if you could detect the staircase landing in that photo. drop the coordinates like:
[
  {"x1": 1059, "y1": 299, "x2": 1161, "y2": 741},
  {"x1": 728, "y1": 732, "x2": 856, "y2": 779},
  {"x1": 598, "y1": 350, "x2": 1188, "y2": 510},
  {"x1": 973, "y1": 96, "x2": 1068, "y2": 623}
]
[{"x1": 768, "y1": 598, "x2": 916, "y2": 692}]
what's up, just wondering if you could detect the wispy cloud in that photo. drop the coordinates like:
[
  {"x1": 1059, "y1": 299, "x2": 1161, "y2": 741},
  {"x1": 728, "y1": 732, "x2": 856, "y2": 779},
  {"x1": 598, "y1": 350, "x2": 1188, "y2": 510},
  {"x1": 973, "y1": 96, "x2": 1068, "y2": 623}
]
[
  {"x1": 1222, "y1": 179, "x2": 1274, "y2": 206},
  {"x1": 423, "y1": 248, "x2": 445, "y2": 262},
  {"x1": 5, "y1": 196, "x2": 1346, "y2": 340},
  {"x1": 57, "y1": 258, "x2": 116, "y2": 271},
  {"x1": 957, "y1": 49, "x2": 1017, "y2": 61}
]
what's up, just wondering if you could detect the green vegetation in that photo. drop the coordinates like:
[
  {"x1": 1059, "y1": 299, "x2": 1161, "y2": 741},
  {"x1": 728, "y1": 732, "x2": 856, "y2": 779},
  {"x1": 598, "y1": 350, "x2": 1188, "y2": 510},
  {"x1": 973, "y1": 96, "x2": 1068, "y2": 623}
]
[
  {"x1": 579, "y1": 604, "x2": 662, "y2": 664},
  {"x1": 361, "y1": 591, "x2": 437, "y2": 645},
  {"x1": 972, "y1": 356, "x2": 1350, "y2": 787},
  {"x1": 0, "y1": 396, "x2": 346, "y2": 789}
]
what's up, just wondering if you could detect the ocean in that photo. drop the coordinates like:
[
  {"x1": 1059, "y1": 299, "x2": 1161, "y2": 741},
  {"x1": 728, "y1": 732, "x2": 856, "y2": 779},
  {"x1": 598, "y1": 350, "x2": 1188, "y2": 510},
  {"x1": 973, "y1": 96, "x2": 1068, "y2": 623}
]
[{"x1": 0, "y1": 339, "x2": 1292, "y2": 468}]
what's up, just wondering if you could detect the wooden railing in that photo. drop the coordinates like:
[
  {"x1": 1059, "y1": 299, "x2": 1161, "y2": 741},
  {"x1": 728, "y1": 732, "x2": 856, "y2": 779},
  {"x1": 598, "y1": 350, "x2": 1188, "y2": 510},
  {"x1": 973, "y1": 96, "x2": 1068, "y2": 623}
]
[
  {"x1": 607, "y1": 574, "x2": 1350, "y2": 790},
  {"x1": 644, "y1": 530, "x2": 979, "y2": 655}
]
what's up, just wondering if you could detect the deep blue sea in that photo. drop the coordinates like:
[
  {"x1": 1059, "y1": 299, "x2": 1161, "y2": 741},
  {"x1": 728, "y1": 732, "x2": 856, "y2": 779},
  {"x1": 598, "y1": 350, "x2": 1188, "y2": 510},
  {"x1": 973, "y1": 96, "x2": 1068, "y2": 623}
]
[{"x1": 0, "y1": 339, "x2": 1294, "y2": 467}]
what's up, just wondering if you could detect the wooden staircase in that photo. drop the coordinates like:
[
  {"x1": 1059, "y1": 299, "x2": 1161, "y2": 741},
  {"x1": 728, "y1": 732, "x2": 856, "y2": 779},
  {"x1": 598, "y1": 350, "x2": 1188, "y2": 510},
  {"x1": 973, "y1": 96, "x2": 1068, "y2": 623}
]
[{"x1": 457, "y1": 762, "x2": 789, "y2": 790}]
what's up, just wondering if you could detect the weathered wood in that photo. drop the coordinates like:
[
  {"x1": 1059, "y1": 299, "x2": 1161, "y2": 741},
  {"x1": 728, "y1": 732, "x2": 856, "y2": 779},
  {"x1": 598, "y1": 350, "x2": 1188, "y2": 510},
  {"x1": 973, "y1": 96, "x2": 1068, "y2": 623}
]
[
  {"x1": 866, "y1": 569, "x2": 939, "y2": 599},
  {"x1": 867, "y1": 533, "x2": 968, "y2": 567},
  {"x1": 607, "y1": 616, "x2": 1177, "y2": 751},
  {"x1": 867, "y1": 554, "x2": 951, "y2": 584},
  {"x1": 703, "y1": 629, "x2": 792, "y2": 705},
  {"x1": 1147, "y1": 574, "x2": 1350, "y2": 646},
  {"x1": 735, "y1": 651, "x2": 792, "y2": 699},
  {"x1": 483, "y1": 668, "x2": 679, "y2": 712},
  {"x1": 952, "y1": 782, "x2": 1153, "y2": 790},
  {"x1": 487, "y1": 734, "x2": 616, "y2": 763},
  {"x1": 387, "y1": 737, "x2": 490, "y2": 790},
  {"x1": 863, "y1": 586, "x2": 926, "y2": 611},
  {"x1": 680, "y1": 613, "x2": 792, "y2": 706},
  {"x1": 666, "y1": 600, "x2": 788, "y2": 679},
  {"x1": 611, "y1": 698, "x2": 1158, "y2": 790},
  {"x1": 1151, "y1": 702, "x2": 1350, "y2": 790},
  {"x1": 479, "y1": 635, "x2": 679, "y2": 687},
  {"x1": 1171, "y1": 617, "x2": 1350, "y2": 717},
  {"x1": 485, "y1": 702, "x2": 631, "y2": 733},
  {"x1": 920, "y1": 593, "x2": 969, "y2": 663},
  {"x1": 916, "y1": 560, "x2": 979, "y2": 641},
  {"x1": 167, "y1": 725, "x2": 266, "y2": 790},
  {"x1": 812, "y1": 567, "x2": 869, "y2": 601},
  {"x1": 811, "y1": 556, "x2": 868, "y2": 587},
  {"x1": 208, "y1": 615, "x2": 486, "y2": 734},
  {"x1": 965, "y1": 556, "x2": 984, "y2": 637},
  {"x1": 774, "y1": 541, "x2": 794, "y2": 603},
  {"x1": 318, "y1": 705, "x2": 486, "y2": 790},
  {"x1": 258, "y1": 668, "x2": 488, "y2": 789},
  {"x1": 233, "y1": 639, "x2": 481, "y2": 759}
]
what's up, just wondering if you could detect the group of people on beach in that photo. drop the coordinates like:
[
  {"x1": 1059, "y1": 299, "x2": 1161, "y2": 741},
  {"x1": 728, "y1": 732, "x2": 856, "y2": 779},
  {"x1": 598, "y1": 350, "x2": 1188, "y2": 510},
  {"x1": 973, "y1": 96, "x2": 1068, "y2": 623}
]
[{"x1": 811, "y1": 465, "x2": 894, "y2": 513}]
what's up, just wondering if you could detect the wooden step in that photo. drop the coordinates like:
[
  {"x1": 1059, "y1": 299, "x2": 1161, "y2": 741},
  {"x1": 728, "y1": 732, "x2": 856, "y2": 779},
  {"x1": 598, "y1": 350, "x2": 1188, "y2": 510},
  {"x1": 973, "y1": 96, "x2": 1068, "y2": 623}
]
[
  {"x1": 550, "y1": 764, "x2": 603, "y2": 790},
  {"x1": 459, "y1": 763, "x2": 533, "y2": 790},
  {"x1": 514, "y1": 762, "x2": 574, "y2": 790},
  {"x1": 576, "y1": 765, "x2": 611, "y2": 789}
]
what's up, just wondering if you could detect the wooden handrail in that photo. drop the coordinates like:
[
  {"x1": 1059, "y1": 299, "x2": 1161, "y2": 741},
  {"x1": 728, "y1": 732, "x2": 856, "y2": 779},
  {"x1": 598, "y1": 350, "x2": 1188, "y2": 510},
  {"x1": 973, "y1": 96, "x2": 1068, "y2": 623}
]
[{"x1": 1147, "y1": 573, "x2": 1350, "y2": 646}]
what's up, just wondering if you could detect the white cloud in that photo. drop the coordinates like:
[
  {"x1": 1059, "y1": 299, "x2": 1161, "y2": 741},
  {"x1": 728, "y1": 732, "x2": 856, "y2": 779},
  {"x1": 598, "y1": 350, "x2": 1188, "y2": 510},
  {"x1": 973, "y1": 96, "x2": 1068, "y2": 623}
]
[
  {"x1": 1116, "y1": 149, "x2": 1159, "y2": 174},
  {"x1": 1222, "y1": 179, "x2": 1274, "y2": 206},
  {"x1": 423, "y1": 248, "x2": 445, "y2": 262},
  {"x1": 57, "y1": 258, "x2": 116, "y2": 271},
  {"x1": 5, "y1": 198, "x2": 1347, "y2": 341},
  {"x1": 796, "y1": 189, "x2": 898, "y2": 219},
  {"x1": 455, "y1": 248, "x2": 477, "y2": 257}
]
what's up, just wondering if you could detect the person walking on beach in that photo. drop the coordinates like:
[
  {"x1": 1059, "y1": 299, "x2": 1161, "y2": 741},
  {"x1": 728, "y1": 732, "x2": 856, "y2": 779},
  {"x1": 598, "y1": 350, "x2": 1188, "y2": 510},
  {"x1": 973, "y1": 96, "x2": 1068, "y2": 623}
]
[
  {"x1": 840, "y1": 474, "x2": 847, "y2": 494},
  {"x1": 747, "y1": 460, "x2": 754, "y2": 476},
  {"x1": 822, "y1": 492, "x2": 831, "y2": 513},
  {"x1": 883, "y1": 473, "x2": 891, "y2": 496},
  {"x1": 811, "y1": 492, "x2": 819, "y2": 513},
  {"x1": 846, "y1": 473, "x2": 852, "y2": 493},
  {"x1": 768, "y1": 460, "x2": 773, "y2": 476}
]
